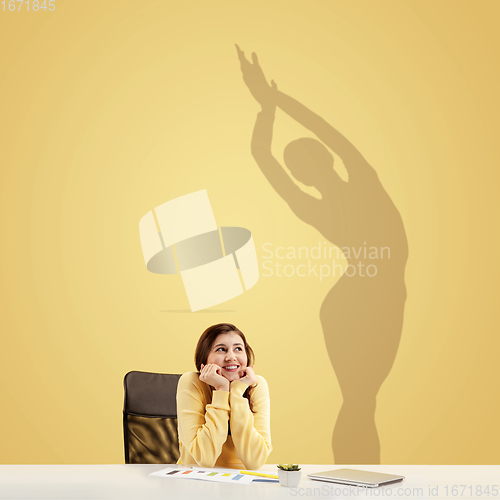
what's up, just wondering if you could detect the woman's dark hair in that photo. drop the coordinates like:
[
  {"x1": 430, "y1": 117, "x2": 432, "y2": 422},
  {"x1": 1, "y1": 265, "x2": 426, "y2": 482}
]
[{"x1": 195, "y1": 323, "x2": 256, "y2": 411}]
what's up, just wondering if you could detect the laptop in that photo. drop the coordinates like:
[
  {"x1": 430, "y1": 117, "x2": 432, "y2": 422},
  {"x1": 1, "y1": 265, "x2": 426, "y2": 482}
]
[{"x1": 307, "y1": 468, "x2": 405, "y2": 488}]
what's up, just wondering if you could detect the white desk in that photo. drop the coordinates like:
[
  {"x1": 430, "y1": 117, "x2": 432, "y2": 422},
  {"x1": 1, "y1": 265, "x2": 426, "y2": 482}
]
[{"x1": 0, "y1": 465, "x2": 498, "y2": 500}]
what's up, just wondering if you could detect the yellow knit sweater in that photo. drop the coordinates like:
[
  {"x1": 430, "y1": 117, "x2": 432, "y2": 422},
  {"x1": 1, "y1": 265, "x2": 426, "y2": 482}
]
[{"x1": 176, "y1": 371, "x2": 272, "y2": 470}]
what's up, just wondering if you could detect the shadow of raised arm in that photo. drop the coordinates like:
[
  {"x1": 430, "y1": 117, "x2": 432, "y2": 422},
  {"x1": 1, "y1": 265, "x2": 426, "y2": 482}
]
[
  {"x1": 275, "y1": 89, "x2": 375, "y2": 182},
  {"x1": 250, "y1": 103, "x2": 323, "y2": 228}
]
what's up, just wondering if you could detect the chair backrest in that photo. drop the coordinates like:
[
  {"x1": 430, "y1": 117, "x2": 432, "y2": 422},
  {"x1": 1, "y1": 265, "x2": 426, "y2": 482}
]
[{"x1": 123, "y1": 371, "x2": 182, "y2": 464}]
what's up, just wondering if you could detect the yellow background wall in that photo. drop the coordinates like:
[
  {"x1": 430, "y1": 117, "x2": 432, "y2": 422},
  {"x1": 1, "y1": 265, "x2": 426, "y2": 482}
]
[{"x1": 1, "y1": 0, "x2": 499, "y2": 464}]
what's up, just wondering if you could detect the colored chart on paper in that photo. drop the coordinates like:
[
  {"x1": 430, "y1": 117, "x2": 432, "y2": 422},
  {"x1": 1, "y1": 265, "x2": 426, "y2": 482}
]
[{"x1": 149, "y1": 467, "x2": 254, "y2": 484}]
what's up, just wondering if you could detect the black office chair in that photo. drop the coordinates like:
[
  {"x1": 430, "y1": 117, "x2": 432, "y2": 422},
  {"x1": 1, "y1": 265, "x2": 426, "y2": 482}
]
[{"x1": 123, "y1": 371, "x2": 182, "y2": 464}]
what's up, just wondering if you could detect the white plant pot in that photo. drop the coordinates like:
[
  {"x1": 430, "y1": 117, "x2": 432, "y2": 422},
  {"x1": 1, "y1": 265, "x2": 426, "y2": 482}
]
[{"x1": 277, "y1": 469, "x2": 302, "y2": 487}]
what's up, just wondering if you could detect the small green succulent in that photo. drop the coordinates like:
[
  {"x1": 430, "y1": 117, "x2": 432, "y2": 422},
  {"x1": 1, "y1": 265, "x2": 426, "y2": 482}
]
[{"x1": 277, "y1": 464, "x2": 301, "y2": 471}]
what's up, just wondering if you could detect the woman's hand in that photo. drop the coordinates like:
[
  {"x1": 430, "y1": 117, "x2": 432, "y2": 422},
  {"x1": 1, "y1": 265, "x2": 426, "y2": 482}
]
[
  {"x1": 238, "y1": 365, "x2": 258, "y2": 387},
  {"x1": 199, "y1": 364, "x2": 230, "y2": 392}
]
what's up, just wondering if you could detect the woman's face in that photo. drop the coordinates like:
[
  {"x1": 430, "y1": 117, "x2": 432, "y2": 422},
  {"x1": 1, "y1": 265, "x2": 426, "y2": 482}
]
[{"x1": 205, "y1": 331, "x2": 248, "y2": 382}]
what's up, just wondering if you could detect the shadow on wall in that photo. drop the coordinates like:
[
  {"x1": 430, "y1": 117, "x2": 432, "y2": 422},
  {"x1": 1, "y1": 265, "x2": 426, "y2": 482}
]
[{"x1": 237, "y1": 45, "x2": 409, "y2": 464}]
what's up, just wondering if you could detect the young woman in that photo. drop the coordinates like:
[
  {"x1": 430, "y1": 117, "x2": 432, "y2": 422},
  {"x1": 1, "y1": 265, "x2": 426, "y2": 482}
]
[{"x1": 176, "y1": 323, "x2": 272, "y2": 469}]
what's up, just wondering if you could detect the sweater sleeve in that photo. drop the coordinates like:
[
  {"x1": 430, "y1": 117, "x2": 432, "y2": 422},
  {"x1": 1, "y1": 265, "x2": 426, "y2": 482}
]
[
  {"x1": 176, "y1": 372, "x2": 230, "y2": 468},
  {"x1": 229, "y1": 375, "x2": 272, "y2": 470}
]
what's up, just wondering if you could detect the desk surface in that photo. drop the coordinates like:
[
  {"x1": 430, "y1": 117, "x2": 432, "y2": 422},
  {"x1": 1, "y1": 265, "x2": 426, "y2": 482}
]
[{"x1": 1, "y1": 464, "x2": 498, "y2": 500}]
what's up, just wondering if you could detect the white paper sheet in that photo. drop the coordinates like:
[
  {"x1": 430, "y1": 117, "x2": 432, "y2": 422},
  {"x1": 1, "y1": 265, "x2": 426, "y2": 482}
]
[{"x1": 149, "y1": 466, "x2": 254, "y2": 484}]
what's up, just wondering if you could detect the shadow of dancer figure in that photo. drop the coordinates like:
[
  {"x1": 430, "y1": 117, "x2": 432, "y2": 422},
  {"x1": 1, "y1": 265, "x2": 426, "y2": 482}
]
[{"x1": 237, "y1": 45, "x2": 409, "y2": 464}]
